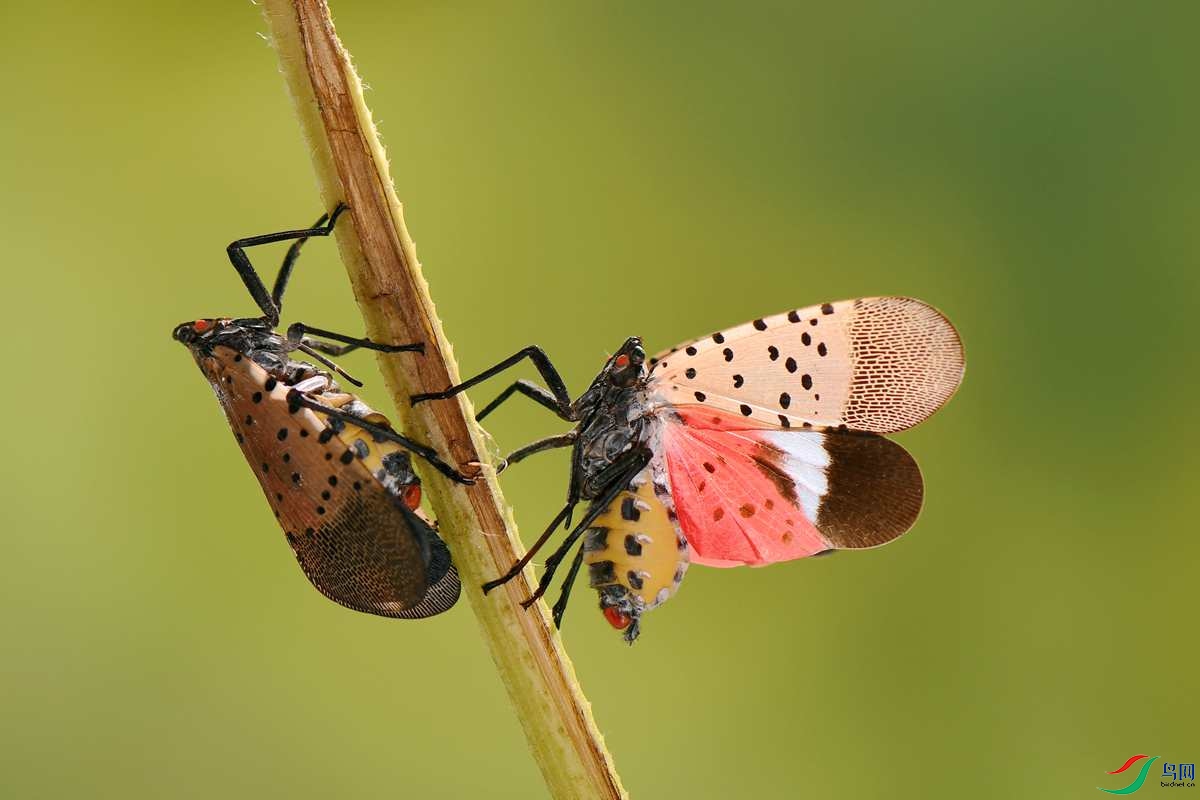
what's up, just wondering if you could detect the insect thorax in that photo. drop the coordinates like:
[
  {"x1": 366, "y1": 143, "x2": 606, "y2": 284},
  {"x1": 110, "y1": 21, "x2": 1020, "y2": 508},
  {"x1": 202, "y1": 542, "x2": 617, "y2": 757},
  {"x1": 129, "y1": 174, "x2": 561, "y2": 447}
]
[{"x1": 574, "y1": 383, "x2": 653, "y2": 499}]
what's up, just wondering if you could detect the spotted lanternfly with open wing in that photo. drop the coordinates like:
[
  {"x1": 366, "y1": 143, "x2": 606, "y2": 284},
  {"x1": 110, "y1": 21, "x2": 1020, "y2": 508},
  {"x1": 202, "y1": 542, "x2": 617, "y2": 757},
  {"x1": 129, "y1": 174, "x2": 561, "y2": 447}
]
[
  {"x1": 413, "y1": 296, "x2": 963, "y2": 641},
  {"x1": 174, "y1": 205, "x2": 473, "y2": 618}
]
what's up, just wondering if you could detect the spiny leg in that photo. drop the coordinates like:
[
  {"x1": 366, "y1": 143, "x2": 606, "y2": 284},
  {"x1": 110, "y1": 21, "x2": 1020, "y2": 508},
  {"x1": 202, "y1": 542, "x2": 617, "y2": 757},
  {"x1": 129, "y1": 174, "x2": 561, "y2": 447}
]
[
  {"x1": 497, "y1": 432, "x2": 577, "y2": 474},
  {"x1": 481, "y1": 502, "x2": 574, "y2": 593},
  {"x1": 517, "y1": 492, "x2": 621, "y2": 610},
  {"x1": 411, "y1": 346, "x2": 574, "y2": 420},
  {"x1": 286, "y1": 322, "x2": 424, "y2": 356},
  {"x1": 580, "y1": 443, "x2": 654, "y2": 499},
  {"x1": 520, "y1": 449, "x2": 651, "y2": 609},
  {"x1": 288, "y1": 391, "x2": 476, "y2": 485},
  {"x1": 271, "y1": 208, "x2": 339, "y2": 311},
  {"x1": 562, "y1": 443, "x2": 586, "y2": 530},
  {"x1": 288, "y1": 327, "x2": 424, "y2": 388},
  {"x1": 550, "y1": 545, "x2": 586, "y2": 629},
  {"x1": 227, "y1": 203, "x2": 348, "y2": 322},
  {"x1": 296, "y1": 344, "x2": 363, "y2": 388},
  {"x1": 477, "y1": 380, "x2": 564, "y2": 423},
  {"x1": 302, "y1": 339, "x2": 363, "y2": 357}
]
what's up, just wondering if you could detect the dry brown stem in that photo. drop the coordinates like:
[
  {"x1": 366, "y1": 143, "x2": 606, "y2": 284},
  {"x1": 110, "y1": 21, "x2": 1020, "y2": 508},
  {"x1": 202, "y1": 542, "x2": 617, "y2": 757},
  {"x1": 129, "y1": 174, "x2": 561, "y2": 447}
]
[{"x1": 258, "y1": 2, "x2": 626, "y2": 797}]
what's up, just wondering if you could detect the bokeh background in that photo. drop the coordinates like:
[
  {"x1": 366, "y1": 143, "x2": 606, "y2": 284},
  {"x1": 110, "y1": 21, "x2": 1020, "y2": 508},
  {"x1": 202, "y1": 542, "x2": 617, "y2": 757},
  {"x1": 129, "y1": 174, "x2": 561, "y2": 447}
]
[{"x1": 3, "y1": 2, "x2": 1197, "y2": 798}]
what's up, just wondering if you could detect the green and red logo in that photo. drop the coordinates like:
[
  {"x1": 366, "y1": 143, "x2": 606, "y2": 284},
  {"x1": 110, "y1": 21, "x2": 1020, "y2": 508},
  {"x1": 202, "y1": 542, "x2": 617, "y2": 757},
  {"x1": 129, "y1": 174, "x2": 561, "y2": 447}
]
[{"x1": 1099, "y1": 755, "x2": 1196, "y2": 794}]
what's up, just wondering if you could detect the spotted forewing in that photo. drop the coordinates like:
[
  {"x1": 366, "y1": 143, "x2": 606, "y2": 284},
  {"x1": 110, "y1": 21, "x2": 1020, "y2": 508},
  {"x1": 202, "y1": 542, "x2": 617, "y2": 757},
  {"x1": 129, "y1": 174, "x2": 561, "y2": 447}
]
[
  {"x1": 201, "y1": 346, "x2": 459, "y2": 618},
  {"x1": 649, "y1": 296, "x2": 963, "y2": 433}
]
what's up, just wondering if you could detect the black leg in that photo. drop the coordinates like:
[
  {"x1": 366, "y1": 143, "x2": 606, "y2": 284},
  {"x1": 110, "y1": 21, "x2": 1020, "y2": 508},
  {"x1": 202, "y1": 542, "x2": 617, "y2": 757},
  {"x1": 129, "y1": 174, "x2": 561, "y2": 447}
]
[
  {"x1": 550, "y1": 545, "x2": 586, "y2": 629},
  {"x1": 477, "y1": 380, "x2": 566, "y2": 423},
  {"x1": 302, "y1": 339, "x2": 363, "y2": 357},
  {"x1": 296, "y1": 343, "x2": 363, "y2": 388},
  {"x1": 411, "y1": 346, "x2": 573, "y2": 420},
  {"x1": 581, "y1": 446, "x2": 654, "y2": 499},
  {"x1": 481, "y1": 502, "x2": 575, "y2": 593},
  {"x1": 519, "y1": 449, "x2": 652, "y2": 609},
  {"x1": 271, "y1": 210, "x2": 330, "y2": 311},
  {"x1": 286, "y1": 322, "x2": 424, "y2": 355},
  {"x1": 288, "y1": 390, "x2": 476, "y2": 485},
  {"x1": 497, "y1": 432, "x2": 577, "y2": 473},
  {"x1": 226, "y1": 203, "x2": 348, "y2": 322},
  {"x1": 562, "y1": 443, "x2": 586, "y2": 530}
]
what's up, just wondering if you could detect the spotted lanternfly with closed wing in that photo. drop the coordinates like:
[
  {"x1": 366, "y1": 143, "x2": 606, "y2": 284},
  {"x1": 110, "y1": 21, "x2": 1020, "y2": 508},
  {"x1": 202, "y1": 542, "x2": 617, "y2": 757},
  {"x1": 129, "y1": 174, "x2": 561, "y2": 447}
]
[
  {"x1": 174, "y1": 205, "x2": 473, "y2": 618},
  {"x1": 413, "y1": 297, "x2": 963, "y2": 641}
]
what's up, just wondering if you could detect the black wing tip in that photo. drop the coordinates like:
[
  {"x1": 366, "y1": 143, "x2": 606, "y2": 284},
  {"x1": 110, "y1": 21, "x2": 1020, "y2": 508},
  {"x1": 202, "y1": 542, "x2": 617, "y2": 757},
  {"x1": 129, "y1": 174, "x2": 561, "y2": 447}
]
[{"x1": 817, "y1": 432, "x2": 925, "y2": 549}]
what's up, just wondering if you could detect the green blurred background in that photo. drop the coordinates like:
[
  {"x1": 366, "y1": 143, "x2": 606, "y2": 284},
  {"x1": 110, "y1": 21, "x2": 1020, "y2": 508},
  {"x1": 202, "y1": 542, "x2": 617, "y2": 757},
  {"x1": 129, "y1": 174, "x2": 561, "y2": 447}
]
[{"x1": 2, "y1": 2, "x2": 1197, "y2": 798}]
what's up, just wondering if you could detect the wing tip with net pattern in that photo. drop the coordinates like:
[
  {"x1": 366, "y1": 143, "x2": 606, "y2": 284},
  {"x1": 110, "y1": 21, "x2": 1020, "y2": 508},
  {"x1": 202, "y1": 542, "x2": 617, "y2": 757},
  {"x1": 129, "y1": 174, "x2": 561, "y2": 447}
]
[{"x1": 845, "y1": 296, "x2": 965, "y2": 434}]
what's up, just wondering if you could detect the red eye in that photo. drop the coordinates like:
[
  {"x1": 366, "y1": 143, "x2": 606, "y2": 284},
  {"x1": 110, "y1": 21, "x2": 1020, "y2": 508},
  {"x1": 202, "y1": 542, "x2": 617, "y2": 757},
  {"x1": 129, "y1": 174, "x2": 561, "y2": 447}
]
[
  {"x1": 614, "y1": 354, "x2": 630, "y2": 369},
  {"x1": 602, "y1": 606, "x2": 632, "y2": 630},
  {"x1": 402, "y1": 483, "x2": 422, "y2": 510},
  {"x1": 193, "y1": 319, "x2": 211, "y2": 333}
]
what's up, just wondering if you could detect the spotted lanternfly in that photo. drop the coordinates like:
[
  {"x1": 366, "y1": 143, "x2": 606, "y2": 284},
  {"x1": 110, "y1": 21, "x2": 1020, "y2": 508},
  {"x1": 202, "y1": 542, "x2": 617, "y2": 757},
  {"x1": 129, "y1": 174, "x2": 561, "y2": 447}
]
[
  {"x1": 413, "y1": 297, "x2": 963, "y2": 641},
  {"x1": 174, "y1": 205, "x2": 473, "y2": 618}
]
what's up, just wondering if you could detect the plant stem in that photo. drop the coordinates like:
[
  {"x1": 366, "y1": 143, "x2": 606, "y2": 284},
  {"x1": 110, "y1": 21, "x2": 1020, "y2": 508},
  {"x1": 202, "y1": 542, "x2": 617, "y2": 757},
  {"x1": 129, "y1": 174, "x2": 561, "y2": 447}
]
[{"x1": 258, "y1": 2, "x2": 626, "y2": 798}]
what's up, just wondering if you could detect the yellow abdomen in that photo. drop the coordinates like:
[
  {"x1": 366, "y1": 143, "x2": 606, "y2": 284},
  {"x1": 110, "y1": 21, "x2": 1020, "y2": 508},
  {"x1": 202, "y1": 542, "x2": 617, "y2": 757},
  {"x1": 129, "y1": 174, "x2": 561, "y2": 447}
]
[{"x1": 583, "y1": 468, "x2": 690, "y2": 614}]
